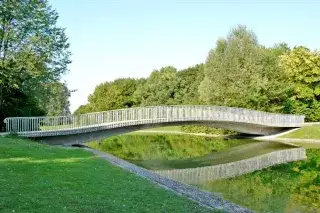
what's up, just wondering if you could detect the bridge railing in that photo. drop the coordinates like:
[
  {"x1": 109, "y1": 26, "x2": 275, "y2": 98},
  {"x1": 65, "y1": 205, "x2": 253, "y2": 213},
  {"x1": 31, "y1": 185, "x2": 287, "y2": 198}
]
[{"x1": 3, "y1": 105, "x2": 305, "y2": 134}]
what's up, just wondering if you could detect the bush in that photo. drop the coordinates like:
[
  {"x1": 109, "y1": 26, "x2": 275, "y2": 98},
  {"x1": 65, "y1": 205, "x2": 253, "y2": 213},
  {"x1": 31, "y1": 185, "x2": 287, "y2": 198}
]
[{"x1": 181, "y1": 125, "x2": 235, "y2": 135}]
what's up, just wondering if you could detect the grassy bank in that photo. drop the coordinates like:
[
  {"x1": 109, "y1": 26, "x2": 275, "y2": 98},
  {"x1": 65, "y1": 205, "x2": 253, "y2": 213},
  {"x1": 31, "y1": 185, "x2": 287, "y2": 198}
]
[
  {"x1": 280, "y1": 125, "x2": 320, "y2": 139},
  {"x1": 0, "y1": 137, "x2": 218, "y2": 213},
  {"x1": 135, "y1": 126, "x2": 183, "y2": 132},
  {"x1": 198, "y1": 148, "x2": 320, "y2": 213}
]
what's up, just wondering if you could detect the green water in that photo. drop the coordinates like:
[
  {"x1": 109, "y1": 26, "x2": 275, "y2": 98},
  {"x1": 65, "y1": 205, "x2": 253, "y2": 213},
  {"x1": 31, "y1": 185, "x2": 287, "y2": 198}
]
[
  {"x1": 87, "y1": 134, "x2": 250, "y2": 161},
  {"x1": 87, "y1": 134, "x2": 295, "y2": 170},
  {"x1": 132, "y1": 141, "x2": 294, "y2": 170},
  {"x1": 87, "y1": 134, "x2": 319, "y2": 213},
  {"x1": 197, "y1": 149, "x2": 320, "y2": 213}
]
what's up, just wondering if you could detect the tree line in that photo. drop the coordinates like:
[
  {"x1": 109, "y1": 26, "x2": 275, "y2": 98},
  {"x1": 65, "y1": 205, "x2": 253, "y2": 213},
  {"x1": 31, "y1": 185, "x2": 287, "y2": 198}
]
[
  {"x1": 75, "y1": 25, "x2": 320, "y2": 122},
  {"x1": 0, "y1": 0, "x2": 72, "y2": 130}
]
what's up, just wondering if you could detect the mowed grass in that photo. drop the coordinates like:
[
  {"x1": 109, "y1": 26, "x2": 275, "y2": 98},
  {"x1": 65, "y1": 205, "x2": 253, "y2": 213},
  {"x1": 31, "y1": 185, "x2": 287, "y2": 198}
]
[
  {"x1": 280, "y1": 125, "x2": 320, "y2": 139},
  {"x1": 135, "y1": 126, "x2": 182, "y2": 132},
  {"x1": 0, "y1": 137, "x2": 219, "y2": 213},
  {"x1": 40, "y1": 124, "x2": 75, "y2": 130},
  {"x1": 292, "y1": 142, "x2": 320, "y2": 149},
  {"x1": 128, "y1": 126, "x2": 183, "y2": 136}
]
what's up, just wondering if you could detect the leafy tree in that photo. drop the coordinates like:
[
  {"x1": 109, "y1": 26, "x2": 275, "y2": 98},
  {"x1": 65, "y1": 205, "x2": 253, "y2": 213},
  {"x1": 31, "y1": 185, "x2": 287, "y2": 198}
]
[
  {"x1": 280, "y1": 46, "x2": 320, "y2": 121},
  {"x1": 74, "y1": 104, "x2": 92, "y2": 115},
  {"x1": 41, "y1": 82, "x2": 73, "y2": 116},
  {"x1": 175, "y1": 64, "x2": 205, "y2": 104},
  {"x1": 258, "y1": 43, "x2": 292, "y2": 112},
  {"x1": 199, "y1": 25, "x2": 261, "y2": 107},
  {"x1": 0, "y1": 0, "x2": 71, "y2": 129},
  {"x1": 75, "y1": 78, "x2": 143, "y2": 114},
  {"x1": 199, "y1": 25, "x2": 289, "y2": 112},
  {"x1": 133, "y1": 66, "x2": 180, "y2": 106}
]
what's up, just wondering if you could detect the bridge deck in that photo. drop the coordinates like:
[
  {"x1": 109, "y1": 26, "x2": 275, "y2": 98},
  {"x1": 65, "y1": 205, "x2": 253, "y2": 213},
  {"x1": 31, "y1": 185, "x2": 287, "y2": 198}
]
[{"x1": 4, "y1": 106, "x2": 305, "y2": 137}]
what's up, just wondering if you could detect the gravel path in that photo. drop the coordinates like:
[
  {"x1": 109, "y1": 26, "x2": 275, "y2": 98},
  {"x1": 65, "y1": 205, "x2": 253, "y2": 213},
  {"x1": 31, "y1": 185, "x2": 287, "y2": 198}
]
[{"x1": 83, "y1": 147, "x2": 254, "y2": 213}]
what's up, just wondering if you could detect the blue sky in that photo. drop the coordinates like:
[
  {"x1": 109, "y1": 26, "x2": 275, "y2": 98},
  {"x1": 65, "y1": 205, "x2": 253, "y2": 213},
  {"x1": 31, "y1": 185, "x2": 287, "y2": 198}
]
[{"x1": 49, "y1": 0, "x2": 320, "y2": 112}]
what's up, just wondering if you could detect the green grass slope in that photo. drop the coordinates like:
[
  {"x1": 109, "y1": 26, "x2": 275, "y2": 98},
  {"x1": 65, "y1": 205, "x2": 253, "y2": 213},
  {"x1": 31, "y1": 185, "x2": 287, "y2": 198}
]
[
  {"x1": 280, "y1": 125, "x2": 320, "y2": 139},
  {"x1": 0, "y1": 137, "x2": 218, "y2": 213}
]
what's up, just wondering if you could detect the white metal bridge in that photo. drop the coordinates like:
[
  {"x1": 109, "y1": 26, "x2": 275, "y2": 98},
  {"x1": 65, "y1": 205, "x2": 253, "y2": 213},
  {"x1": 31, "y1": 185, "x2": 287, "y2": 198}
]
[{"x1": 4, "y1": 105, "x2": 304, "y2": 144}]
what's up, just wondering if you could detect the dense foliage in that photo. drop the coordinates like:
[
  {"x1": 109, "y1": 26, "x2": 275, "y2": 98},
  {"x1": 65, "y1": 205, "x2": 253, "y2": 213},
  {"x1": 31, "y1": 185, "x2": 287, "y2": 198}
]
[
  {"x1": 181, "y1": 125, "x2": 235, "y2": 135},
  {"x1": 0, "y1": 0, "x2": 71, "y2": 130},
  {"x1": 200, "y1": 149, "x2": 320, "y2": 213},
  {"x1": 280, "y1": 46, "x2": 320, "y2": 121},
  {"x1": 199, "y1": 27, "x2": 290, "y2": 112},
  {"x1": 76, "y1": 25, "x2": 320, "y2": 122},
  {"x1": 74, "y1": 78, "x2": 143, "y2": 114}
]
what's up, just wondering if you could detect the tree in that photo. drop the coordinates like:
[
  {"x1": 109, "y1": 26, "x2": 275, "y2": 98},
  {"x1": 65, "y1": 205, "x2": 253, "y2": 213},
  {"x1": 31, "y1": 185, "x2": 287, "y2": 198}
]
[
  {"x1": 258, "y1": 43, "x2": 292, "y2": 112},
  {"x1": 133, "y1": 66, "x2": 180, "y2": 106},
  {"x1": 74, "y1": 78, "x2": 143, "y2": 114},
  {"x1": 0, "y1": 0, "x2": 71, "y2": 129},
  {"x1": 175, "y1": 64, "x2": 205, "y2": 105},
  {"x1": 41, "y1": 82, "x2": 73, "y2": 116},
  {"x1": 280, "y1": 46, "x2": 320, "y2": 121},
  {"x1": 199, "y1": 25, "x2": 289, "y2": 112},
  {"x1": 74, "y1": 104, "x2": 92, "y2": 115}
]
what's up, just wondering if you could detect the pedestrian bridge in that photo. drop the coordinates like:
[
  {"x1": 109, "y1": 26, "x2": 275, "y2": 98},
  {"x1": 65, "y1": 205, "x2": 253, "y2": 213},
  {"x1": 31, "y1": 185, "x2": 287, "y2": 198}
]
[{"x1": 4, "y1": 106, "x2": 305, "y2": 145}]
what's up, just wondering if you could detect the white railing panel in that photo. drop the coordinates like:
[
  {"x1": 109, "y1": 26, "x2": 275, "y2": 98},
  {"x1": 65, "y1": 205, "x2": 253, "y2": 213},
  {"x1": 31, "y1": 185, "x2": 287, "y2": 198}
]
[{"x1": 3, "y1": 105, "x2": 305, "y2": 135}]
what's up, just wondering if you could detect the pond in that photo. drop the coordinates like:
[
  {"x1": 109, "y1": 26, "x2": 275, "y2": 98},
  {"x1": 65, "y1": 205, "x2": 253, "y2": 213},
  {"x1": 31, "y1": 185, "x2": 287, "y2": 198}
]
[
  {"x1": 86, "y1": 134, "x2": 319, "y2": 213},
  {"x1": 197, "y1": 148, "x2": 320, "y2": 213},
  {"x1": 87, "y1": 134, "x2": 295, "y2": 170}
]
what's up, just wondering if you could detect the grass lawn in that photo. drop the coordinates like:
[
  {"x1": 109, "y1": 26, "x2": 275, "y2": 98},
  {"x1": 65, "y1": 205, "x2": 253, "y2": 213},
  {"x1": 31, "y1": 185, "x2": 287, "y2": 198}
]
[
  {"x1": 135, "y1": 126, "x2": 182, "y2": 132},
  {"x1": 128, "y1": 126, "x2": 183, "y2": 136},
  {"x1": 40, "y1": 124, "x2": 76, "y2": 131},
  {"x1": 280, "y1": 125, "x2": 320, "y2": 139},
  {"x1": 0, "y1": 136, "x2": 218, "y2": 213},
  {"x1": 292, "y1": 142, "x2": 320, "y2": 149}
]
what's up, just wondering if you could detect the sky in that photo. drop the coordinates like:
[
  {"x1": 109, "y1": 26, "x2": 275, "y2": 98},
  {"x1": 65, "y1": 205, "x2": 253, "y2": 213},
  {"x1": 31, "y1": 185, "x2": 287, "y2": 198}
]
[{"x1": 49, "y1": 0, "x2": 320, "y2": 113}]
